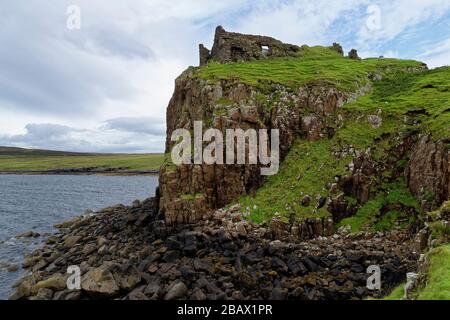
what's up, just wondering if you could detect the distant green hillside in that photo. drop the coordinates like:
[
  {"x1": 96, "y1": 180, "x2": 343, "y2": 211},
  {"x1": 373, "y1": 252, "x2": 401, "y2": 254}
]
[
  {"x1": 0, "y1": 147, "x2": 164, "y2": 173},
  {"x1": 0, "y1": 146, "x2": 102, "y2": 157}
]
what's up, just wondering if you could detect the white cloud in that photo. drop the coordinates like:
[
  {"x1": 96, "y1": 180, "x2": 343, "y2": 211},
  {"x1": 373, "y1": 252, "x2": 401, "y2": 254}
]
[
  {"x1": 418, "y1": 37, "x2": 450, "y2": 68},
  {"x1": 233, "y1": 0, "x2": 363, "y2": 45},
  {"x1": 102, "y1": 116, "x2": 166, "y2": 136},
  {"x1": 356, "y1": 0, "x2": 450, "y2": 49},
  {"x1": 0, "y1": 121, "x2": 165, "y2": 153}
]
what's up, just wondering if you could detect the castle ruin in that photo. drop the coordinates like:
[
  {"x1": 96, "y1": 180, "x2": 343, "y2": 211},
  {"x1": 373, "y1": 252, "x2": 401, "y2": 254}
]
[{"x1": 199, "y1": 26, "x2": 302, "y2": 66}]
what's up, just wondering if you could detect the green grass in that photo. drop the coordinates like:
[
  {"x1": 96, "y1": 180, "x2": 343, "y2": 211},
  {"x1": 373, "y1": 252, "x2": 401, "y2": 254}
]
[
  {"x1": 239, "y1": 108, "x2": 421, "y2": 225},
  {"x1": 427, "y1": 201, "x2": 450, "y2": 245},
  {"x1": 344, "y1": 67, "x2": 450, "y2": 140},
  {"x1": 195, "y1": 46, "x2": 423, "y2": 94},
  {"x1": 0, "y1": 147, "x2": 164, "y2": 172},
  {"x1": 417, "y1": 245, "x2": 450, "y2": 300},
  {"x1": 383, "y1": 283, "x2": 405, "y2": 300},
  {"x1": 384, "y1": 245, "x2": 450, "y2": 300},
  {"x1": 240, "y1": 138, "x2": 351, "y2": 223},
  {"x1": 338, "y1": 181, "x2": 419, "y2": 232}
]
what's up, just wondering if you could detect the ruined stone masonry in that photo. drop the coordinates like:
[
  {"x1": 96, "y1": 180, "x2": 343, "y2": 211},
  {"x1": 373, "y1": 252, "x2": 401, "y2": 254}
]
[{"x1": 199, "y1": 26, "x2": 301, "y2": 66}]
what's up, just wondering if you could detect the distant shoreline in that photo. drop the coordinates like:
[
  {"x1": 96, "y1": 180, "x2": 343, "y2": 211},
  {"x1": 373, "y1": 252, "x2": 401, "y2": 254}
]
[{"x1": 0, "y1": 169, "x2": 159, "y2": 176}]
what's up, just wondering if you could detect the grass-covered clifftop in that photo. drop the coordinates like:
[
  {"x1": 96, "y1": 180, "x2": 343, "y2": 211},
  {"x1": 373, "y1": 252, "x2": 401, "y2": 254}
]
[{"x1": 196, "y1": 45, "x2": 425, "y2": 93}]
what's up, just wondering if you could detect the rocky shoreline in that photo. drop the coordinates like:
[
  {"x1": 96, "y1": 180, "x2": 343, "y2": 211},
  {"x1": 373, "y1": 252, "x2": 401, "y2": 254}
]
[{"x1": 10, "y1": 197, "x2": 422, "y2": 300}]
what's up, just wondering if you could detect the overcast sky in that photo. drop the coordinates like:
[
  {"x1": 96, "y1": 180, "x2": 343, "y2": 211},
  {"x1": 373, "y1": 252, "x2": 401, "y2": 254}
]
[{"x1": 0, "y1": 0, "x2": 449, "y2": 153}]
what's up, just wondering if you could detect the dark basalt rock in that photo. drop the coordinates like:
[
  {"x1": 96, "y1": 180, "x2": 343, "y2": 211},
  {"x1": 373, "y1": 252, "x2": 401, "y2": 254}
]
[
  {"x1": 348, "y1": 49, "x2": 360, "y2": 60},
  {"x1": 10, "y1": 198, "x2": 421, "y2": 301}
]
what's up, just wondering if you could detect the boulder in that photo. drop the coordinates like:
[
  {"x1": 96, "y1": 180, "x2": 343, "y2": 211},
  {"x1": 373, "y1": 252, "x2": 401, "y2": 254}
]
[
  {"x1": 9, "y1": 277, "x2": 34, "y2": 300},
  {"x1": 190, "y1": 287, "x2": 207, "y2": 300},
  {"x1": 301, "y1": 195, "x2": 312, "y2": 207},
  {"x1": 164, "y1": 281, "x2": 188, "y2": 300},
  {"x1": 53, "y1": 290, "x2": 82, "y2": 300},
  {"x1": 35, "y1": 288, "x2": 54, "y2": 300},
  {"x1": 81, "y1": 264, "x2": 120, "y2": 298},
  {"x1": 31, "y1": 274, "x2": 67, "y2": 295},
  {"x1": 17, "y1": 230, "x2": 40, "y2": 238},
  {"x1": 63, "y1": 235, "x2": 82, "y2": 249},
  {"x1": 110, "y1": 263, "x2": 142, "y2": 291},
  {"x1": 82, "y1": 243, "x2": 97, "y2": 255},
  {"x1": 144, "y1": 283, "x2": 162, "y2": 298},
  {"x1": 270, "y1": 287, "x2": 288, "y2": 300}
]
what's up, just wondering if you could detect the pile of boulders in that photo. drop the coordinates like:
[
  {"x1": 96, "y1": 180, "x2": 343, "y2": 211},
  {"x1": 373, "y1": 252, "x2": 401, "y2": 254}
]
[{"x1": 10, "y1": 198, "x2": 419, "y2": 300}]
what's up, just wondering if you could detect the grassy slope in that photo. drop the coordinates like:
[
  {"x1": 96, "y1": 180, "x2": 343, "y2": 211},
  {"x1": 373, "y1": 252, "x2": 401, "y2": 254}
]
[
  {"x1": 337, "y1": 67, "x2": 450, "y2": 230},
  {"x1": 0, "y1": 147, "x2": 164, "y2": 171},
  {"x1": 337, "y1": 181, "x2": 419, "y2": 232},
  {"x1": 417, "y1": 245, "x2": 450, "y2": 300},
  {"x1": 345, "y1": 67, "x2": 450, "y2": 140},
  {"x1": 384, "y1": 244, "x2": 450, "y2": 300}
]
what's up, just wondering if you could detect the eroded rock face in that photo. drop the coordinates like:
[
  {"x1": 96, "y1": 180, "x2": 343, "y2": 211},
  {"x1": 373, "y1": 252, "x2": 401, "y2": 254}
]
[
  {"x1": 339, "y1": 151, "x2": 377, "y2": 204},
  {"x1": 160, "y1": 72, "x2": 358, "y2": 225},
  {"x1": 406, "y1": 135, "x2": 450, "y2": 211}
]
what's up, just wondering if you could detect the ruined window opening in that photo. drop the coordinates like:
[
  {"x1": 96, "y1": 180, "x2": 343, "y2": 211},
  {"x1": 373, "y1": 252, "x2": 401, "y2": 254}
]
[{"x1": 261, "y1": 45, "x2": 269, "y2": 55}]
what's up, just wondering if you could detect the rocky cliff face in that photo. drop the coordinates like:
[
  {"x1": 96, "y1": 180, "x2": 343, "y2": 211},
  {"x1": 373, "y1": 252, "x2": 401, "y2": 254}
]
[
  {"x1": 406, "y1": 135, "x2": 450, "y2": 211},
  {"x1": 159, "y1": 71, "x2": 367, "y2": 225}
]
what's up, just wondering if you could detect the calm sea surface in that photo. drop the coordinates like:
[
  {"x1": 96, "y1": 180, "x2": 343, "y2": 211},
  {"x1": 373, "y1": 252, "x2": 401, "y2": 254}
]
[{"x1": 0, "y1": 174, "x2": 158, "y2": 299}]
